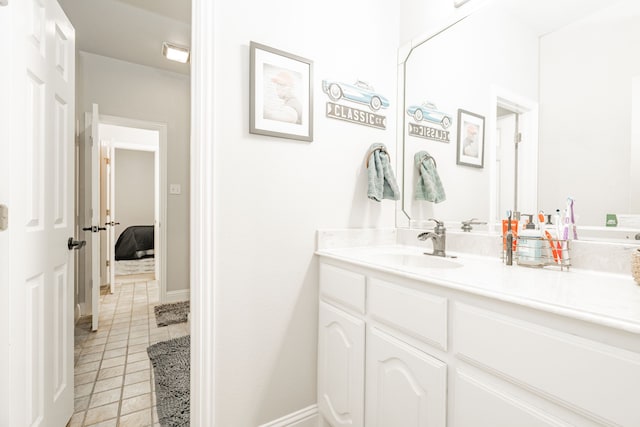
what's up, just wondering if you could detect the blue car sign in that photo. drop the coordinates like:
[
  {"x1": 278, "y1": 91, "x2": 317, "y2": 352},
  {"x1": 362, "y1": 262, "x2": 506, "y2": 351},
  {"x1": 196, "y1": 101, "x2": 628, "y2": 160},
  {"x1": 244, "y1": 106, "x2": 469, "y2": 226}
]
[
  {"x1": 406, "y1": 102, "x2": 452, "y2": 129},
  {"x1": 322, "y1": 80, "x2": 390, "y2": 112}
]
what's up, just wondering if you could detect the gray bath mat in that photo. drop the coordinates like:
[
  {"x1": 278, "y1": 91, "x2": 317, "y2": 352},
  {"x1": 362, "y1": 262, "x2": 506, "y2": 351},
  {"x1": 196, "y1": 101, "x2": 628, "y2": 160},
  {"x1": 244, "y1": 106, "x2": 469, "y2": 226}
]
[
  {"x1": 154, "y1": 301, "x2": 190, "y2": 327},
  {"x1": 148, "y1": 335, "x2": 190, "y2": 427}
]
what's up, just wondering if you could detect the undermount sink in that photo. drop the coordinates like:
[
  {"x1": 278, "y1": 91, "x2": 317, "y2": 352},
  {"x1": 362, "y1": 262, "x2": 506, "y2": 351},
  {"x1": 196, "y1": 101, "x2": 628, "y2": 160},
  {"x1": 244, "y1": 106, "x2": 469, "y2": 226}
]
[{"x1": 367, "y1": 253, "x2": 463, "y2": 269}]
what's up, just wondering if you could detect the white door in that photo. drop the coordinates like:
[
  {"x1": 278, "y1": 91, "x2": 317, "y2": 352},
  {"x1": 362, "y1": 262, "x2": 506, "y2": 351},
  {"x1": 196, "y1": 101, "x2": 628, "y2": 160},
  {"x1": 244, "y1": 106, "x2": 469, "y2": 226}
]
[
  {"x1": 365, "y1": 327, "x2": 447, "y2": 427},
  {"x1": 3, "y1": 0, "x2": 76, "y2": 425},
  {"x1": 318, "y1": 301, "x2": 365, "y2": 427},
  {"x1": 106, "y1": 143, "x2": 116, "y2": 292},
  {"x1": 90, "y1": 103, "x2": 102, "y2": 331}
]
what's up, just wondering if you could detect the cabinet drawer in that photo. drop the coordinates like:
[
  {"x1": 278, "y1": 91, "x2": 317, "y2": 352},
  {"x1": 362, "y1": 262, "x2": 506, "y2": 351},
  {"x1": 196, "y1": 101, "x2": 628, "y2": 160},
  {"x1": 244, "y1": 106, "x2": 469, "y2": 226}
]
[
  {"x1": 368, "y1": 277, "x2": 448, "y2": 351},
  {"x1": 454, "y1": 303, "x2": 640, "y2": 427},
  {"x1": 320, "y1": 263, "x2": 366, "y2": 314}
]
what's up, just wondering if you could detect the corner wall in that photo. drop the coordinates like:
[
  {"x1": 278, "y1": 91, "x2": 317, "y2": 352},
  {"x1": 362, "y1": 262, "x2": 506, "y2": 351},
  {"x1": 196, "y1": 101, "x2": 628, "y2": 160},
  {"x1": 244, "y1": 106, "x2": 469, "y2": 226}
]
[
  {"x1": 77, "y1": 52, "x2": 190, "y2": 308},
  {"x1": 211, "y1": 0, "x2": 399, "y2": 424}
]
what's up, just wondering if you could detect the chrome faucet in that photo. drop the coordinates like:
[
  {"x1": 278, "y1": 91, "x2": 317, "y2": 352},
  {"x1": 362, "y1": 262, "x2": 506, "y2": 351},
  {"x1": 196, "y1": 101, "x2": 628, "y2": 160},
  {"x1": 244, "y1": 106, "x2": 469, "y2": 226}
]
[{"x1": 417, "y1": 218, "x2": 447, "y2": 257}]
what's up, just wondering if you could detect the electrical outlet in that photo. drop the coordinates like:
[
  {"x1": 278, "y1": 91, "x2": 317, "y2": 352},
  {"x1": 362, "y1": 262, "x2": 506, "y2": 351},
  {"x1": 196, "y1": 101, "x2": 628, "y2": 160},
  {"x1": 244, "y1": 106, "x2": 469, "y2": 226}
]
[{"x1": 169, "y1": 184, "x2": 181, "y2": 195}]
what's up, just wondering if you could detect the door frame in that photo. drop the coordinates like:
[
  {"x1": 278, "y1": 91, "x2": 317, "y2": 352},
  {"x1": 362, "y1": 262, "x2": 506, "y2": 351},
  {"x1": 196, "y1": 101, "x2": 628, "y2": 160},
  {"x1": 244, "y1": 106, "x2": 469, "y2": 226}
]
[
  {"x1": 85, "y1": 113, "x2": 168, "y2": 306},
  {"x1": 191, "y1": 0, "x2": 216, "y2": 424},
  {"x1": 488, "y1": 85, "x2": 539, "y2": 233},
  {"x1": 100, "y1": 123, "x2": 162, "y2": 296}
]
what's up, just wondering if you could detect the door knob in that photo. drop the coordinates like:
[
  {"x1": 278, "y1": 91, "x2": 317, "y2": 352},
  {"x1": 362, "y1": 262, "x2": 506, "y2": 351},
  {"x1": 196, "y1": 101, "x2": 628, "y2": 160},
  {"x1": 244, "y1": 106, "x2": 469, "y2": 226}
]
[
  {"x1": 68, "y1": 237, "x2": 86, "y2": 251},
  {"x1": 82, "y1": 226, "x2": 107, "y2": 232}
]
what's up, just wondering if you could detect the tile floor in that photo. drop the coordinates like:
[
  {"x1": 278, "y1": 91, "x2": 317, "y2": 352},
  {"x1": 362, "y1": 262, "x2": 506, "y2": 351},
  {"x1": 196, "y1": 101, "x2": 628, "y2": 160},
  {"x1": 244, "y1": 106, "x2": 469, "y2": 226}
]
[{"x1": 68, "y1": 274, "x2": 190, "y2": 427}]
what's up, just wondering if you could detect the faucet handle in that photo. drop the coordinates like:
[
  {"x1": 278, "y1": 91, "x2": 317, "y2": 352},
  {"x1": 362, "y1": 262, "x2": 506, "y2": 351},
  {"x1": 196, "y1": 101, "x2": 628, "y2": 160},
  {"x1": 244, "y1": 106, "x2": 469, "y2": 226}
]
[
  {"x1": 461, "y1": 218, "x2": 487, "y2": 232},
  {"x1": 427, "y1": 218, "x2": 445, "y2": 233}
]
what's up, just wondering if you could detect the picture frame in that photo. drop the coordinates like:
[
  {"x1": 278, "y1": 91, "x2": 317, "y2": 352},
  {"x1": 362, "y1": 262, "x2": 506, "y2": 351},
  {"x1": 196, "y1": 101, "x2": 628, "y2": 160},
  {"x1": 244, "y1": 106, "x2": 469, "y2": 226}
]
[
  {"x1": 250, "y1": 41, "x2": 314, "y2": 142},
  {"x1": 456, "y1": 109, "x2": 485, "y2": 168}
]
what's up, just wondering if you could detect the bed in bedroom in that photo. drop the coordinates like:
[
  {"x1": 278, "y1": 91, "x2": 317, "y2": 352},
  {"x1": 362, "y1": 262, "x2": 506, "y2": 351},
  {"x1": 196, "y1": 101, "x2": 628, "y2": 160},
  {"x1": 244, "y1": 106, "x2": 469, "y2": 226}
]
[{"x1": 115, "y1": 225, "x2": 155, "y2": 260}]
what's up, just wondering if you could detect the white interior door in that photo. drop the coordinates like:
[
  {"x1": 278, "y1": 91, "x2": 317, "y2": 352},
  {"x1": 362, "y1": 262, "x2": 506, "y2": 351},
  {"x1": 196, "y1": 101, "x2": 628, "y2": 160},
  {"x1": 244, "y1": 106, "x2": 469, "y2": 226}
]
[
  {"x1": 90, "y1": 103, "x2": 102, "y2": 331},
  {"x1": 107, "y1": 143, "x2": 116, "y2": 292},
  {"x1": 5, "y1": 0, "x2": 76, "y2": 425}
]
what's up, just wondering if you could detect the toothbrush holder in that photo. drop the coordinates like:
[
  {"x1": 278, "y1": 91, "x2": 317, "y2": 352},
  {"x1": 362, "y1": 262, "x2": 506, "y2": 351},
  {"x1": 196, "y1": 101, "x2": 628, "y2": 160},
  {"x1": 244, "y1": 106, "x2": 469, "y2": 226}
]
[{"x1": 632, "y1": 249, "x2": 640, "y2": 284}]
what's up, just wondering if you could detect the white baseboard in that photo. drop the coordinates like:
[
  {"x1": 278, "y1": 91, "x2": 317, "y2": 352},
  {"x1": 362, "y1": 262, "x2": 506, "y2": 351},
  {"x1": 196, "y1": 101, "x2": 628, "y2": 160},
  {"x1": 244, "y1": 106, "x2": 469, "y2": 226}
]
[
  {"x1": 164, "y1": 289, "x2": 190, "y2": 303},
  {"x1": 258, "y1": 404, "x2": 319, "y2": 427}
]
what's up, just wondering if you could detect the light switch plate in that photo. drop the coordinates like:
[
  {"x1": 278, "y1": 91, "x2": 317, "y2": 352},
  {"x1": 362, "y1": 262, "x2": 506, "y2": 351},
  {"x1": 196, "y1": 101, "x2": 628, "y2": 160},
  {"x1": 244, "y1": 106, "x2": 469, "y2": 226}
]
[{"x1": 169, "y1": 184, "x2": 181, "y2": 195}]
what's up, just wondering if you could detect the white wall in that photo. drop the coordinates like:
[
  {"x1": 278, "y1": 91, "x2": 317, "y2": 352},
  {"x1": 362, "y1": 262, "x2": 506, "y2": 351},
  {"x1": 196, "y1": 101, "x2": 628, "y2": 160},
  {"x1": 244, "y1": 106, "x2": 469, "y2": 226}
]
[
  {"x1": 211, "y1": 0, "x2": 399, "y2": 424},
  {"x1": 77, "y1": 52, "x2": 189, "y2": 297},
  {"x1": 538, "y1": 2, "x2": 640, "y2": 225},
  {"x1": 114, "y1": 149, "x2": 155, "y2": 241}
]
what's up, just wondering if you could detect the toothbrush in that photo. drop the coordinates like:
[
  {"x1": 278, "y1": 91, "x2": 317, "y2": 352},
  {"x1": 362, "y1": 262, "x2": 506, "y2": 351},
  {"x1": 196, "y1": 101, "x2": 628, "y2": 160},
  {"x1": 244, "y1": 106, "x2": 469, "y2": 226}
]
[
  {"x1": 568, "y1": 197, "x2": 578, "y2": 240},
  {"x1": 539, "y1": 211, "x2": 559, "y2": 263},
  {"x1": 506, "y1": 210, "x2": 513, "y2": 266},
  {"x1": 554, "y1": 208, "x2": 563, "y2": 261}
]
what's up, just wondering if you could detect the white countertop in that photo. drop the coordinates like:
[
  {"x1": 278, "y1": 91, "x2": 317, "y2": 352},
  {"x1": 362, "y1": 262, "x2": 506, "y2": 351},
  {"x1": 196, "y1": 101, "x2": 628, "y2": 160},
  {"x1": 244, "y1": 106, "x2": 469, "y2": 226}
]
[{"x1": 316, "y1": 245, "x2": 640, "y2": 334}]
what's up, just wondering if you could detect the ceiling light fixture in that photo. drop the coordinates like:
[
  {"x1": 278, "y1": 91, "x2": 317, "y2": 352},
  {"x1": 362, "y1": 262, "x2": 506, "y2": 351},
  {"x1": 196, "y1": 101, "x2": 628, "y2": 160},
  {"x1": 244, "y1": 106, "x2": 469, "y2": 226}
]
[{"x1": 162, "y1": 42, "x2": 190, "y2": 64}]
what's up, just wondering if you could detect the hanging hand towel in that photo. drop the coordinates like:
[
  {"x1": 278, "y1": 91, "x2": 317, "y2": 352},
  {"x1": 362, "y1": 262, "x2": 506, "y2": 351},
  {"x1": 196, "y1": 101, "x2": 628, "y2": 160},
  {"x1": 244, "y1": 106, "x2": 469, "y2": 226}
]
[
  {"x1": 367, "y1": 143, "x2": 400, "y2": 202},
  {"x1": 414, "y1": 151, "x2": 446, "y2": 203}
]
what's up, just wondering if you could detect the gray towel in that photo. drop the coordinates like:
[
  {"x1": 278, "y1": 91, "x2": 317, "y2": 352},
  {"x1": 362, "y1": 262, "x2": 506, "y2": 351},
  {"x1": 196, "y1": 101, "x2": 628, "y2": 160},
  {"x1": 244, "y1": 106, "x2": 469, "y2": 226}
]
[
  {"x1": 367, "y1": 143, "x2": 400, "y2": 202},
  {"x1": 414, "y1": 151, "x2": 445, "y2": 203}
]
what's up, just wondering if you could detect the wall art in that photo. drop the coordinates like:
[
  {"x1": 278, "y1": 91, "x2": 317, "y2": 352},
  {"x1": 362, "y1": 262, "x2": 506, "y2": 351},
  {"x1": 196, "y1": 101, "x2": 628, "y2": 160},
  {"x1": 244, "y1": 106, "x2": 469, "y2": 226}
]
[
  {"x1": 406, "y1": 101, "x2": 452, "y2": 143},
  {"x1": 456, "y1": 109, "x2": 485, "y2": 168},
  {"x1": 250, "y1": 41, "x2": 313, "y2": 141},
  {"x1": 322, "y1": 79, "x2": 388, "y2": 129}
]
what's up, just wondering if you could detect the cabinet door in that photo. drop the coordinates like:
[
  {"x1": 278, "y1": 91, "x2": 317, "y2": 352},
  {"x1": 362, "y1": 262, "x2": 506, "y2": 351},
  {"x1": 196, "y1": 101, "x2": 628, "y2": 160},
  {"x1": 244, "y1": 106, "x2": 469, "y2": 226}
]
[
  {"x1": 318, "y1": 301, "x2": 365, "y2": 427},
  {"x1": 366, "y1": 327, "x2": 447, "y2": 427}
]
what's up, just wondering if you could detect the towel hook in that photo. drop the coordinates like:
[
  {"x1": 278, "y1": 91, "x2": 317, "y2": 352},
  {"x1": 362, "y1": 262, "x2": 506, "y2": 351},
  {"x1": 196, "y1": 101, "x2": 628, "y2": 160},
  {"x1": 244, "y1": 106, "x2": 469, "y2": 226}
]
[
  {"x1": 420, "y1": 153, "x2": 436, "y2": 168},
  {"x1": 366, "y1": 147, "x2": 390, "y2": 168}
]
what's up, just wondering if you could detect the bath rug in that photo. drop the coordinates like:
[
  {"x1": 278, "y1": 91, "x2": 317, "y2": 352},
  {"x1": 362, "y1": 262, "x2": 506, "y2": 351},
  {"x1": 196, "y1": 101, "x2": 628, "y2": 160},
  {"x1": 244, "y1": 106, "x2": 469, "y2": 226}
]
[
  {"x1": 148, "y1": 335, "x2": 190, "y2": 427},
  {"x1": 154, "y1": 301, "x2": 190, "y2": 327}
]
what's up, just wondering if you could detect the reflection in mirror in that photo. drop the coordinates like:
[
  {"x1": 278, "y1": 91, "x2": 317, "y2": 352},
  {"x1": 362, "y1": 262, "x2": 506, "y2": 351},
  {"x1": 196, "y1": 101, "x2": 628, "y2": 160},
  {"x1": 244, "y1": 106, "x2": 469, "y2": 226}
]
[
  {"x1": 398, "y1": 0, "x2": 640, "y2": 239},
  {"x1": 538, "y1": 0, "x2": 640, "y2": 227},
  {"x1": 399, "y1": 1, "x2": 539, "y2": 228}
]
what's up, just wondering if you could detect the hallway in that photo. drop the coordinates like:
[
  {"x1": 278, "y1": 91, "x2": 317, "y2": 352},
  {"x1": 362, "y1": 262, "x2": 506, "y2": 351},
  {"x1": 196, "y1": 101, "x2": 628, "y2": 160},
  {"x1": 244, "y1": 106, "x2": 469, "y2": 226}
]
[{"x1": 69, "y1": 276, "x2": 189, "y2": 426}]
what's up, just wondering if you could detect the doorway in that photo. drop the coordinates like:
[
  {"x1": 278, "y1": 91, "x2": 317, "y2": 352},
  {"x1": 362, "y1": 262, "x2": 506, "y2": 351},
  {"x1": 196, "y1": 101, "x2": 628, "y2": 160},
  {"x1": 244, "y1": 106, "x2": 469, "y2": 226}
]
[
  {"x1": 489, "y1": 87, "x2": 539, "y2": 227},
  {"x1": 84, "y1": 111, "x2": 169, "y2": 331},
  {"x1": 98, "y1": 121, "x2": 164, "y2": 297}
]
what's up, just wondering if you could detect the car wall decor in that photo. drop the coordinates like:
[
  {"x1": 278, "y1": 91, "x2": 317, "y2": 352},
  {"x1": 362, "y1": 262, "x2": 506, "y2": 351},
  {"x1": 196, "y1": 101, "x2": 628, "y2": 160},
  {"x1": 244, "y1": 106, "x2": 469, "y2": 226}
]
[
  {"x1": 406, "y1": 101, "x2": 453, "y2": 143},
  {"x1": 322, "y1": 79, "x2": 389, "y2": 130}
]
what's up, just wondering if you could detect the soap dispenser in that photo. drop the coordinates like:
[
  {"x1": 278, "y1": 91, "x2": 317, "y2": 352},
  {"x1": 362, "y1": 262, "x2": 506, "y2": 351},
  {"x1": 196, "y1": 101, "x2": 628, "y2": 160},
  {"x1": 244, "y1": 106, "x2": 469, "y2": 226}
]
[{"x1": 517, "y1": 214, "x2": 544, "y2": 267}]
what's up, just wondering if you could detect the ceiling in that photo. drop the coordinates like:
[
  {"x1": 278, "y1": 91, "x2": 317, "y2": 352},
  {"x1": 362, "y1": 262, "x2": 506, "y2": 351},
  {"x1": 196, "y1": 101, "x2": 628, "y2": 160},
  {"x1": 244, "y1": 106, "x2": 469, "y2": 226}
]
[{"x1": 58, "y1": 0, "x2": 191, "y2": 75}]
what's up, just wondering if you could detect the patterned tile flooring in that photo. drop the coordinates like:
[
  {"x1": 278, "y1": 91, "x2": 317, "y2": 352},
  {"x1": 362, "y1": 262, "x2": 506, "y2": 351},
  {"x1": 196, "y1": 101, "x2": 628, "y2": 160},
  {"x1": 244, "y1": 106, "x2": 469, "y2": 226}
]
[{"x1": 68, "y1": 275, "x2": 190, "y2": 427}]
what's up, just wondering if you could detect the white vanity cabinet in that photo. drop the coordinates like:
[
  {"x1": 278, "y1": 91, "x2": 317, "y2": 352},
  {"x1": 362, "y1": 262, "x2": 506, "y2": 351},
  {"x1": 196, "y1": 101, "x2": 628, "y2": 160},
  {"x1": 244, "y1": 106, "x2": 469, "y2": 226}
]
[
  {"x1": 317, "y1": 257, "x2": 640, "y2": 427},
  {"x1": 318, "y1": 301, "x2": 365, "y2": 427},
  {"x1": 318, "y1": 264, "x2": 366, "y2": 427},
  {"x1": 365, "y1": 327, "x2": 447, "y2": 427}
]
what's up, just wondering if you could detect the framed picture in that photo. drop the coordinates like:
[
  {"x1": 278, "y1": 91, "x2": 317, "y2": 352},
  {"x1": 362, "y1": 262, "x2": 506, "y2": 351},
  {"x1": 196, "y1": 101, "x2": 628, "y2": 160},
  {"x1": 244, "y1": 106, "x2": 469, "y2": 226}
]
[
  {"x1": 250, "y1": 41, "x2": 313, "y2": 142},
  {"x1": 456, "y1": 109, "x2": 485, "y2": 168}
]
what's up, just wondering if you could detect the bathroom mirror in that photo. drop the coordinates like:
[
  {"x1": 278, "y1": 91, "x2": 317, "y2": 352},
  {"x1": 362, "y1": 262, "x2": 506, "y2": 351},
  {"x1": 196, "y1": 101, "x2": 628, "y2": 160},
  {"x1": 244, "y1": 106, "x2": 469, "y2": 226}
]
[{"x1": 397, "y1": 0, "x2": 639, "y2": 235}]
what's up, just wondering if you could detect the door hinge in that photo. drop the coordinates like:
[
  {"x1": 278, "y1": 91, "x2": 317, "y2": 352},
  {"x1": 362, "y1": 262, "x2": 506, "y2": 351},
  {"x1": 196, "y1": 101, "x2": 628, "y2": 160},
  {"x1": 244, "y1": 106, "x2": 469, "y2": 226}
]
[
  {"x1": 105, "y1": 157, "x2": 110, "y2": 165},
  {"x1": 0, "y1": 204, "x2": 8, "y2": 231},
  {"x1": 515, "y1": 132, "x2": 522, "y2": 144},
  {"x1": 106, "y1": 209, "x2": 110, "y2": 216},
  {"x1": 106, "y1": 260, "x2": 110, "y2": 267}
]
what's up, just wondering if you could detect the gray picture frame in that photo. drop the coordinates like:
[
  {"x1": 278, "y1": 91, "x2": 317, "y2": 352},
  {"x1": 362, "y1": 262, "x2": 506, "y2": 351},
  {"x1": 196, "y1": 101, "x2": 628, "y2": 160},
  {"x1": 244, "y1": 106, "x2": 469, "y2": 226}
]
[
  {"x1": 456, "y1": 109, "x2": 485, "y2": 168},
  {"x1": 250, "y1": 41, "x2": 314, "y2": 142}
]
